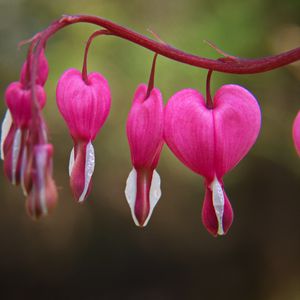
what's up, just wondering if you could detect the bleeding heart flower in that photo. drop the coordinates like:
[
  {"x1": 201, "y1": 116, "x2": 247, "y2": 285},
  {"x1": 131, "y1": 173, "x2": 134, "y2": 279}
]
[
  {"x1": 125, "y1": 84, "x2": 164, "y2": 227},
  {"x1": 292, "y1": 111, "x2": 300, "y2": 156},
  {"x1": 164, "y1": 84, "x2": 261, "y2": 236},
  {"x1": 56, "y1": 68, "x2": 111, "y2": 202}
]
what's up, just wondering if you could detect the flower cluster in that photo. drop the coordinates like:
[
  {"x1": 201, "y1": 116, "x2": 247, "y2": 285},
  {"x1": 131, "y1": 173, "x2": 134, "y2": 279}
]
[
  {"x1": 1, "y1": 28, "x2": 300, "y2": 237},
  {"x1": 1, "y1": 49, "x2": 58, "y2": 219}
]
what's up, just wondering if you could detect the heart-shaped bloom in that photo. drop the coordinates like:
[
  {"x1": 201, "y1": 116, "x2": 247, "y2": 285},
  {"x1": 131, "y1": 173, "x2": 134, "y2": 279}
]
[
  {"x1": 2, "y1": 82, "x2": 46, "y2": 185},
  {"x1": 292, "y1": 111, "x2": 300, "y2": 156},
  {"x1": 56, "y1": 68, "x2": 111, "y2": 202},
  {"x1": 125, "y1": 84, "x2": 164, "y2": 227},
  {"x1": 164, "y1": 84, "x2": 261, "y2": 236}
]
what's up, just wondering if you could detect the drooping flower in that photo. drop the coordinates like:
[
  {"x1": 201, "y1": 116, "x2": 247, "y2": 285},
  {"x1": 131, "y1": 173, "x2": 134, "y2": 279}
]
[
  {"x1": 26, "y1": 143, "x2": 57, "y2": 219},
  {"x1": 125, "y1": 84, "x2": 164, "y2": 227},
  {"x1": 56, "y1": 68, "x2": 111, "y2": 202},
  {"x1": 292, "y1": 111, "x2": 300, "y2": 156},
  {"x1": 2, "y1": 81, "x2": 46, "y2": 185},
  {"x1": 164, "y1": 84, "x2": 261, "y2": 236},
  {"x1": 1, "y1": 47, "x2": 49, "y2": 189}
]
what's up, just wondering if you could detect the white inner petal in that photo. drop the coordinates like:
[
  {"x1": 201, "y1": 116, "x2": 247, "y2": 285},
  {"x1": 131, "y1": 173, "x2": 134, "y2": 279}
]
[
  {"x1": 144, "y1": 169, "x2": 161, "y2": 226},
  {"x1": 1, "y1": 110, "x2": 13, "y2": 160},
  {"x1": 36, "y1": 148, "x2": 48, "y2": 215},
  {"x1": 124, "y1": 168, "x2": 139, "y2": 226},
  {"x1": 20, "y1": 146, "x2": 28, "y2": 196},
  {"x1": 79, "y1": 141, "x2": 95, "y2": 203},
  {"x1": 11, "y1": 128, "x2": 22, "y2": 185},
  {"x1": 210, "y1": 176, "x2": 225, "y2": 235},
  {"x1": 68, "y1": 147, "x2": 75, "y2": 176},
  {"x1": 124, "y1": 168, "x2": 162, "y2": 227}
]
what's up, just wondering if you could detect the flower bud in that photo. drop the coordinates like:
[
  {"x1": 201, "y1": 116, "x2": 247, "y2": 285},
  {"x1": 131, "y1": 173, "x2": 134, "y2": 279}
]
[
  {"x1": 20, "y1": 49, "x2": 49, "y2": 86},
  {"x1": 125, "y1": 84, "x2": 164, "y2": 227}
]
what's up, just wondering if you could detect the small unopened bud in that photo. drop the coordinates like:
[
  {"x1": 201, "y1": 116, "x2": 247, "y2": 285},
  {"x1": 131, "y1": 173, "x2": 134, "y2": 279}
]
[{"x1": 20, "y1": 49, "x2": 49, "y2": 87}]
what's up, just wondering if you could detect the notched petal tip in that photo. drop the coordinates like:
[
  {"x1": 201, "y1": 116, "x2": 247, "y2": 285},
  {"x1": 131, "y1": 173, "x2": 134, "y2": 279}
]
[{"x1": 125, "y1": 168, "x2": 161, "y2": 227}]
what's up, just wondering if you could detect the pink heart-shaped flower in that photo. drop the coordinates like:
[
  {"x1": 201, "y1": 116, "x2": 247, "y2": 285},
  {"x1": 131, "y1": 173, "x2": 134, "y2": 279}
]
[{"x1": 164, "y1": 84, "x2": 261, "y2": 235}]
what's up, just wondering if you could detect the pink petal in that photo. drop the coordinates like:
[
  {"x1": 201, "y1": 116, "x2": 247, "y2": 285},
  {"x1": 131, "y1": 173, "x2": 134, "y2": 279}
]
[
  {"x1": 164, "y1": 85, "x2": 261, "y2": 180},
  {"x1": 164, "y1": 88, "x2": 215, "y2": 179},
  {"x1": 126, "y1": 84, "x2": 164, "y2": 169},
  {"x1": 213, "y1": 85, "x2": 261, "y2": 177},
  {"x1": 5, "y1": 82, "x2": 46, "y2": 128},
  {"x1": 292, "y1": 111, "x2": 300, "y2": 156},
  {"x1": 56, "y1": 68, "x2": 111, "y2": 141}
]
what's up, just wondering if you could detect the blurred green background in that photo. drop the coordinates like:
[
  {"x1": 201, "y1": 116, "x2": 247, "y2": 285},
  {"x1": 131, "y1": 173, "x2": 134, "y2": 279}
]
[{"x1": 1, "y1": 0, "x2": 300, "y2": 299}]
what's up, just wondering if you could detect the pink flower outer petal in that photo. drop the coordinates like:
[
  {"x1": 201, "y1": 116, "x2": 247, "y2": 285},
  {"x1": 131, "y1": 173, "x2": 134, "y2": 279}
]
[
  {"x1": 5, "y1": 82, "x2": 46, "y2": 128},
  {"x1": 213, "y1": 85, "x2": 261, "y2": 178},
  {"x1": 56, "y1": 68, "x2": 111, "y2": 142},
  {"x1": 164, "y1": 88, "x2": 215, "y2": 179},
  {"x1": 126, "y1": 84, "x2": 164, "y2": 169},
  {"x1": 292, "y1": 111, "x2": 300, "y2": 156},
  {"x1": 164, "y1": 85, "x2": 261, "y2": 181}
]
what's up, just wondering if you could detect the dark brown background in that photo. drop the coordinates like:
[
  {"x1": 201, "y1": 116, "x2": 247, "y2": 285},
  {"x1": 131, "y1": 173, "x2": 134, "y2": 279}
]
[{"x1": 0, "y1": 0, "x2": 300, "y2": 299}]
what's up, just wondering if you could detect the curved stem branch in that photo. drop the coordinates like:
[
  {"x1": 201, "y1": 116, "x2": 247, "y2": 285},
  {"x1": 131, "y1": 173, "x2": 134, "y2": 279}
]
[
  {"x1": 31, "y1": 14, "x2": 300, "y2": 77},
  {"x1": 28, "y1": 14, "x2": 300, "y2": 143},
  {"x1": 82, "y1": 29, "x2": 111, "y2": 84}
]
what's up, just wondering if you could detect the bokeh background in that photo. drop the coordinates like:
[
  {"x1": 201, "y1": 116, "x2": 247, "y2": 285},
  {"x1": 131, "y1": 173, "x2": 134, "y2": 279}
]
[{"x1": 0, "y1": 0, "x2": 300, "y2": 299}]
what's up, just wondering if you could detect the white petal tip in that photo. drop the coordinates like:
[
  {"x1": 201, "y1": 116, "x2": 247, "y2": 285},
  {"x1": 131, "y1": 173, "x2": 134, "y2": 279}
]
[
  {"x1": 78, "y1": 142, "x2": 95, "y2": 203},
  {"x1": 11, "y1": 128, "x2": 22, "y2": 185},
  {"x1": 1, "y1": 110, "x2": 13, "y2": 160},
  {"x1": 68, "y1": 147, "x2": 75, "y2": 176},
  {"x1": 210, "y1": 176, "x2": 225, "y2": 236},
  {"x1": 125, "y1": 168, "x2": 162, "y2": 227},
  {"x1": 124, "y1": 168, "x2": 140, "y2": 226}
]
